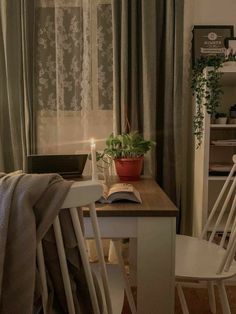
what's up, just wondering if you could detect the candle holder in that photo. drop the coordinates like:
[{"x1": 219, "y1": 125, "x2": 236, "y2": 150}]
[{"x1": 90, "y1": 138, "x2": 98, "y2": 181}]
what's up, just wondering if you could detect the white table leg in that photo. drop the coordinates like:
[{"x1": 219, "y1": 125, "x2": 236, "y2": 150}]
[{"x1": 137, "y1": 217, "x2": 176, "y2": 314}]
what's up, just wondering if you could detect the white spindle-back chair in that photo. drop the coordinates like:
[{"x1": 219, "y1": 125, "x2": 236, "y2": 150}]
[
  {"x1": 37, "y1": 180, "x2": 124, "y2": 314},
  {"x1": 176, "y1": 155, "x2": 236, "y2": 314}
]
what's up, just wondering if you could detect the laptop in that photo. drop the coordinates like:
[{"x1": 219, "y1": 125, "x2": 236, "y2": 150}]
[{"x1": 26, "y1": 154, "x2": 88, "y2": 178}]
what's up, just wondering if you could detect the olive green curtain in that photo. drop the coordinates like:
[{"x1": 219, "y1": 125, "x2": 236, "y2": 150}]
[
  {"x1": 112, "y1": 0, "x2": 193, "y2": 233},
  {"x1": 0, "y1": 0, "x2": 35, "y2": 172},
  {"x1": 112, "y1": 0, "x2": 161, "y2": 178},
  {"x1": 112, "y1": 0, "x2": 182, "y2": 195}
]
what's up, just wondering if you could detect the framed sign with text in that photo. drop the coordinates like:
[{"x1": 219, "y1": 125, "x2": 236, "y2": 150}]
[{"x1": 192, "y1": 25, "x2": 234, "y2": 64}]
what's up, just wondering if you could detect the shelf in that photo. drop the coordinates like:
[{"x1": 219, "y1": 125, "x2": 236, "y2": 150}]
[
  {"x1": 219, "y1": 66, "x2": 236, "y2": 86},
  {"x1": 211, "y1": 124, "x2": 236, "y2": 129},
  {"x1": 205, "y1": 65, "x2": 236, "y2": 85},
  {"x1": 210, "y1": 144, "x2": 236, "y2": 147},
  {"x1": 208, "y1": 176, "x2": 233, "y2": 181},
  {"x1": 220, "y1": 65, "x2": 236, "y2": 73},
  {"x1": 210, "y1": 140, "x2": 236, "y2": 147},
  {"x1": 207, "y1": 212, "x2": 233, "y2": 233},
  {"x1": 193, "y1": 68, "x2": 236, "y2": 237},
  {"x1": 207, "y1": 65, "x2": 236, "y2": 73}
]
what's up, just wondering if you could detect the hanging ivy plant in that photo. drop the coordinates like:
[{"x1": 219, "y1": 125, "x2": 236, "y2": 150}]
[{"x1": 191, "y1": 55, "x2": 224, "y2": 148}]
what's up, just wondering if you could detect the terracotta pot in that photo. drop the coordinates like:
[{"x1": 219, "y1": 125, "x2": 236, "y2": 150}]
[{"x1": 114, "y1": 157, "x2": 144, "y2": 181}]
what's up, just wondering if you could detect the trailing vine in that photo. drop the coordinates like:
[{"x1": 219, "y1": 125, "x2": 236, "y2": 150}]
[{"x1": 191, "y1": 56, "x2": 224, "y2": 147}]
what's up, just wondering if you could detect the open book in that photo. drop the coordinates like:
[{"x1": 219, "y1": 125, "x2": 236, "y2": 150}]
[{"x1": 98, "y1": 182, "x2": 142, "y2": 204}]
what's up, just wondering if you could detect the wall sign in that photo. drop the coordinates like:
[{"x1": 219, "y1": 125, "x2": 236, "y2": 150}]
[{"x1": 192, "y1": 25, "x2": 234, "y2": 64}]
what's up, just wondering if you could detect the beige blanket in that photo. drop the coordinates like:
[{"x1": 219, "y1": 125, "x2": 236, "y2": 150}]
[{"x1": 0, "y1": 172, "x2": 72, "y2": 313}]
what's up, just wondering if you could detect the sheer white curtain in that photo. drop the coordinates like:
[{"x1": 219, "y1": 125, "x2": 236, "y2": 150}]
[
  {"x1": 35, "y1": 0, "x2": 116, "y2": 261},
  {"x1": 35, "y1": 0, "x2": 113, "y2": 158}
]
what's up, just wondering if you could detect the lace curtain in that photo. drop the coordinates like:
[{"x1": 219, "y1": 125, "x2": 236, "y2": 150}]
[{"x1": 35, "y1": 0, "x2": 113, "y2": 156}]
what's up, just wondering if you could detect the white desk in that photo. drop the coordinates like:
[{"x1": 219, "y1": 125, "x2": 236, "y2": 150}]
[{"x1": 83, "y1": 178, "x2": 178, "y2": 314}]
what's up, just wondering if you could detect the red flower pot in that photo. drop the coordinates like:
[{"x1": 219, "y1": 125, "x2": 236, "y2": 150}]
[{"x1": 114, "y1": 156, "x2": 144, "y2": 181}]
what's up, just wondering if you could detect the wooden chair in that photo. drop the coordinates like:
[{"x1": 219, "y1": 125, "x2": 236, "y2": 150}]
[
  {"x1": 36, "y1": 180, "x2": 126, "y2": 314},
  {"x1": 176, "y1": 155, "x2": 236, "y2": 314}
]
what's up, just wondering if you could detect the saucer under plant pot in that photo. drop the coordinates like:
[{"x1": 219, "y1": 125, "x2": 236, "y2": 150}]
[{"x1": 101, "y1": 132, "x2": 154, "y2": 181}]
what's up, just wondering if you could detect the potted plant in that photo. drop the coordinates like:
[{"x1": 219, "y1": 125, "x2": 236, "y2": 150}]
[
  {"x1": 191, "y1": 55, "x2": 224, "y2": 147},
  {"x1": 214, "y1": 112, "x2": 227, "y2": 124},
  {"x1": 99, "y1": 132, "x2": 154, "y2": 181},
  {"x1": 224, "y1": 48, "x2": 236, "y2": 66}
]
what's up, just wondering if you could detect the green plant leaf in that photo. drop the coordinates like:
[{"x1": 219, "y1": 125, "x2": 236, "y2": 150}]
[
  {"x1": 101, "y1": 132, "x2": 154, "y2": 159},
  {"x1": 192, "y1": 55, "x2": 224, "y2": 148}
]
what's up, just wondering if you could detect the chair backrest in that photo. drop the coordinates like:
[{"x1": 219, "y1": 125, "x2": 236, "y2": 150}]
[
  {"x1": 37, "y1": 180, "x2": 113, "y2": 314},
  {"x1": 200, "y1": 154, "x2": 236, "y2": 274}
]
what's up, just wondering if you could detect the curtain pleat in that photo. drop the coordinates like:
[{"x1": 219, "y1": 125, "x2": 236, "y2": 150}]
[
  {"x1": 112, "y1": 0, "x2": 156, "y2": 177},
  {"x1": 161, "y1": 0, "x2": 176, "y2": 202},
  {"x1": 178, "y1": 0, "x2": 195, "y2": 234},
  {"x1": 0, "y1": 0, "x2": 35, "y2": 172},
  {"x1": 112, "y1": 0, "x2": 177, "y2": 180},
  {"x1": 112, "y1": 0, "x2": 193, "y2": 232},
  {"x1": 142, "y1": 0, "x2": 158, "y2": 177},
  {"x1": 21, "y1": 0, "x2": 37, "y2": 156}
]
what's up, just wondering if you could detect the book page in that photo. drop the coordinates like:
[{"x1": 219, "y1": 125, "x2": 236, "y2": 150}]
[
  {"x1": 132, "y1": 188, "x2": 142, "y2": 203},
  {"x1": 107, "y1": 183, "x2": 142, "y2": 203},
  {"x1": 97, "y1": 182, "x2": 142, "y2": 203},
  {"x1": 107, "y1": 183, "x2": 134, "y2": 197}
]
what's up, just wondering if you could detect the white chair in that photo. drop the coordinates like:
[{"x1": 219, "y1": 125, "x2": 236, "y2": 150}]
[
  {"x1": 36, "y1": 180, "x2": 127, "y2": 314},
  {"x1": 176, "y1": 155, "x2": 236, "y2": 314}
]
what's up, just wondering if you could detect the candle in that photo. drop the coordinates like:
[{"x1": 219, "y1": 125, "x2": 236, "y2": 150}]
[{"x1": 90, "y1": 138, "x2": 98, "y2": 180}]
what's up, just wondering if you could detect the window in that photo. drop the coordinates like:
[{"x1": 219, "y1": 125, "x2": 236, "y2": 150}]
[
  {"x1": 35, "y1": 0, "x2": 113, "y2": 154},
  {"x1": 35, "y1": 0, "x2": 113, "y2": 111}
]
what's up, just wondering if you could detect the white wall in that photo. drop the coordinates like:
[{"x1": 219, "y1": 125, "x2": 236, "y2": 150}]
[{"x1": 193, "y1": 0, "x2": 236, "y2": 30}]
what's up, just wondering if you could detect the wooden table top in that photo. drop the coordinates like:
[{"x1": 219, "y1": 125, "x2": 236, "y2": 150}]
[{"x1": 82, "y1": 177, "x2": 178, "y2": 218}]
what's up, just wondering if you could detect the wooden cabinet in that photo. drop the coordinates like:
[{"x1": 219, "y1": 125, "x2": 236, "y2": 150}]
[{"x1": 193, "y1": 66, "x2": 236, "y2": 237}]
